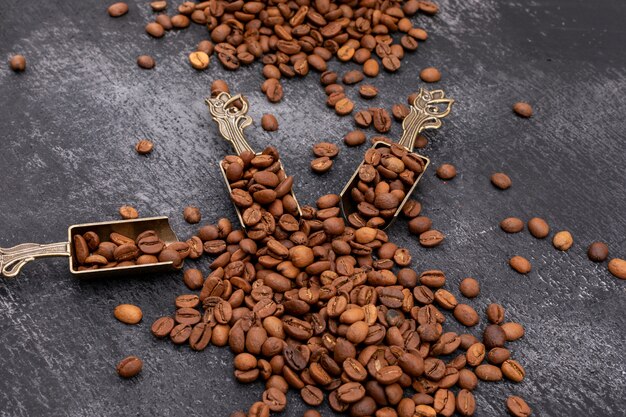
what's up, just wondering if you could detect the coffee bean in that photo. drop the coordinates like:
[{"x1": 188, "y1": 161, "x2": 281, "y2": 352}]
[
  {"x1": 343, "y1": 70, "x2": 364, "y2": 85},
  {"x1": 466, "y1": 343, "x2": 486, "y2": 367},
  {"x1": 454, "y1": 304, "x2": 479, "y2": 327},
  {"x1": 108, "y1": 2, "x2": 129, "y2": 17},
  {"x1": 134, "y1": 139, "x2": 153, "y2": 155},
  {"x1": 311, "y1": 156, "x2": 333, "y2": 173},
  {"x1": 420, "y1": 67, "x2": 441, "y2": 82},
  {"x1": 409, "y1": 216, "x2": 432, "y2": 235},
  {"x1": 459, "y1": 278, "x2": 480, "y2": 298},
  {"x1": 189, "y1": 51, "x2": 210, "y2": 70},
  {"x1": 608, "y1": 258, "x2": 626, "y2": 279},
  {"x1": 500, "y1": 217, "x2": 524, "y2": 233},
  {"x1": 528, "y1": 217, "x2": 550, "y2": 238},
  {"x1": 159, "y1": 249, "x2": 183, "y2": 268},
  {"x1": 363, "y1": 59, "x2": 380, "y2": 77},
  {"x1": 73, "y1": 234, "x2": 89, "y2": 264},
  {"x1": 155, "y1": 14, "x2": 172, "y2": 30},
  {"x1": 119, "y1": 205, "x2": 138, "y2": 219},
  {"x1": 151, "y1": 316, "x2": 174, "y2": 338},
  {"x1": 261, "y1": 114, "x2": 279, "y2": 131},
  {"x1": 137, "y1": 55, "x2": 155, "y2": 69},
  {"x1": 382, "y1": 55, "x2": 401, "y2": 72},
  {"x1": 301, "y1": 385, "x2": 324, "y2": 406},
  {"x1": 506, "y1": 396, "x2": 532, "y2": 417},
  {"x1": 335, "y1": 98, "x2": 354, "y2": 115},
  {"x1": 487, "y1": 347, "x2": 511, "y2": 365},
  {"x1": 344, "y1": 130, "x2": 366, "y2": 146},
  {"x1": 587, "y1": 242, "x2": 609, "y2": 262},
  {"x1": 502, "y1": 359, "x2": 525, "y2": 382},
  {"x1": 150, "y1": 1, "x2": 167, "y2": 12},
  {"x1": 501, "y1": 322, "x2": 525, "y2": 341},
  {"x1": 552, "y1": 230, "x2": 573, "y2": 251},
  {"x1": 114, "y1": 304, "x2": 143, "y2": 324},
  {"x1": 513, "y1": 102, "x2": 533, "y2": 118},
  {"x1": 313, "y1": 142, "x2": 339, "y2": 158},
  {"x1": 354, "y1": 110, "x2": 373, "y2": 128},
  {"x1": 211, "y1": 80, "x2": 229, "y2": 96},
  {"x1": 419, "y1": 230, "x2": 445, "y2": 248},
  {"x1": 486, "y1": 303, "x2": 505, "y2": 324},
  {"x1": 475, "y1": 364, "x2": 502, "y2": 381},
  {"x1": 483, "y1": 324, "x2": 507, "y2": 349},
  {"x1": 509, "y1": 256, "x2": 531, "y2": 274},
  {"x1": 171, "y1": 14, "x2": 190, "y2": 28},
  {"x1": 436, "y1": 164, "x2": 456, "y2": 180},
  {"x1": 392, "y1": 104, "x2": 410, "y2": 121},
  {"x1": 359, "y1": 84, "x2": 378, "y2": 99},
  {"x1": 9, "y1": 55, "x2": 26, "y2": 72},
  {"x1": 303, "y1": 410, "x2": 322, "y2": 417},
  {"x1": 116, "y1": 355, "x2": 142, "y2": 378},
  {"x1": 145, "y1": 22, "x2": 165, "y2": 38},
  {"x1": 491, "y1": 172, "x2": 512, "y2": 189}
]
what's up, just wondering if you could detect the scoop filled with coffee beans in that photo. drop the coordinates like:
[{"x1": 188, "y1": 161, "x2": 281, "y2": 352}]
[
  {"x1": 0, "y1": 216, "x2": 182, "y2": 278},
  {"x1": 340, "y1": 88, "x2": 454, "y2": 230},
  {"x1": 206, "y1": 91, "x2": 302, "y2": 231}
]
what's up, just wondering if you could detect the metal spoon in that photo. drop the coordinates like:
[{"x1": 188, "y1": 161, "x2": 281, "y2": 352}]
[
  {"x1": 205, "y1": 92, "x2": 302, "y2": 228},
  {"x1": 340, "y1": 88, "x2": 455, "y2": 230},
  {"x1": 1, "y1": 216, "x2": 181, "y2": 278}
]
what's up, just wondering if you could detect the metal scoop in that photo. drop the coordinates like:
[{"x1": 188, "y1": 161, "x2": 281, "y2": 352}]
[
  {"x1": 206, "y1": 92, "x2": 302, "y2": 227},
  {"x1": 0, "y1": 216, "x2": 181, "y2": 278},
  {"x1": 340, "y1": 88, "x2": 455, "y2": 230}
]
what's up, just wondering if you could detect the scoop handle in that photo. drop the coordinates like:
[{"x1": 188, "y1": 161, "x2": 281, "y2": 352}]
[
  {"x1": 398, "y1": 88, "x2": 455, "y2": 151},
  {"x1": 0, "y1": 242, "x2": 70, "y2": 278},
  {"x1": 205, "y1": 92, "x2": 255, "y2": 155}
]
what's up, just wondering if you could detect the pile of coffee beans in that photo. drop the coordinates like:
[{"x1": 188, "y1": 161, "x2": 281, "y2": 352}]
[
  {"x1": 151, "y1": 194, "x2": 530, "y2": 417},
  {"x1": 110, "y1": 0, "x2": 440, "y2": 103},
  {"x1": 344, "y1": 142, "x2": 427, "y2": 229},
  {"x1": 72, "y1": 229, "x2": 189, "y2": 270}
]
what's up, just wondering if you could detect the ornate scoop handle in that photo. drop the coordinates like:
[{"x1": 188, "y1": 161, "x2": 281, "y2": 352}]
[
  {"x1": 397, "y1": 88, "x2": 455, "y2": 151},
  {"x1": 1, "y1": 242, "x2": 70, "y2": 278},
  {"x1": 205, "y1": 92, "x2": 255, "y2": 155}
]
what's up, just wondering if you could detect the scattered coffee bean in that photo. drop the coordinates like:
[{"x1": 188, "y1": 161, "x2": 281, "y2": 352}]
[
  {"x1": 483, "y1": 324, "x2": 507, "y2": 349},
  {"x1": 189, "y1": 51, "x2": 210, "y2": 70},
  {"x1": 420, "y1": 67, "x2": 441, "y2": 82},
  {"x1": 509, "y1": 256, "x2": 531, "y2": 274},
  {"x1": 501, "y1": 322, "x2": 525, "y2": 341},
  {"x1": 527, "y1": 217, "x2": 550, "y2": 238},
  {"x1": 137, "y1": 55, "x2": 155, "y2": 69},
  {"x1": 116, "y1": 355, "x2": 143, "y2": 378},
  {"x1": 114, "y1": 304, "x2": 143, "y2": 324},
  {"x1": 354, "y1": 110, "x2": 373, "y2": 128},
  {"x1": 183, "y1": 206, "x2": 201, "y2": 224},
  {"x1": 608, "y1": 258, "x2": 626, "y2": 280},
  {"x1": 343, "y1": 70, "x2": 364, "y2": 85},
  {"x1": 491, "y1": 172, "x2": 512, "y2": 190},
  {"x1": 502, "y1": 359, "x2": 525, "y2": 382},
  {"x1": 108, "y1": 2, "x2": 129, "y2": 17},
  {"x1": 513, "y1": 102, "x2": 533, "y2": 118},
  {"x1": 436, "y1": 164, "x2": 456, "y2": 180},
  {"x1": 420, "y1": 229, "x2": 445, "y2": 247},
  {"x1": 344, "y1": 130, "x2": 366, "y2": 147},
  {"x1": 9, "y1": 55, "x2": 26, "y2": 72},
  {"x1": 150, "y1": 1, "x2": 167, "y2": 12},
  {"x1": 313, "y1": 142, "x2": 339, "y2": 159},
  {"x1": 359, "y1": 85, "x2": 378, "y2": 99},
  {"x1": 335, "y1": 98, "x2": 355, "y2": 116},
  {"x1": 211, "y1": 80, "x2": 229, "y2": 96},
  {"x1": 135, "y1": 139, "x2": 153, "y2": 155},
  {"x1": 261, "y1": 114, "x2": 278, "y2": 131},
  {"x1": 552, "y1": 230, "x2": 573, "y2": 251},
  {"x1": 486, "y1": 303, "x2": 505, "y2": 324},
  {"x1": 145, "y1": 22, "x2": 165, "y2": 38},
  {"x1": 392, "y1": 104, "x2": 410, "y2": 121},
  {"x1": 587, "y1": 242, "x2": 609, "y2": 262},
  {"x1": 119, "y1": 205, "x2": 139, "y2": 219},
  {"x1": 151, "y1": 316, "x2": 175, "y2": 338},
  {"x1": 506, "y1": 396, "x2": 532, "y2": 416},
  {"x1": 459, "y1": 278, "x2": 480, "y2": 298},
  {"x1": 500, "y1": 217, "x2": 524, "y2": 233}
]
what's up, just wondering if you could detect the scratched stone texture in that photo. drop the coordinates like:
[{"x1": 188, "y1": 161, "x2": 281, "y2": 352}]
[{"x1": 0, "y1": 0, "x2": 625, "y2": 416}]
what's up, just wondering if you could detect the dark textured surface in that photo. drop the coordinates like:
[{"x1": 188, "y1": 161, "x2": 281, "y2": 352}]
[{"x1": 1, "y1": 0, "x2": 625, "y2": 416}]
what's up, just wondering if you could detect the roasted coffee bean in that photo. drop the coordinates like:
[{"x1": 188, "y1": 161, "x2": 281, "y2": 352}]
[
  {"x1": 609, "y1": 258, "x2": 626, "y2": 279},
  {"x1": 363, "y1": 59, "x2": 380, "y2": 77},
  {"x1": 73, "y1": 234, "x2": 89, "y2": 264},
  {"x1": 420, "y1": 270, "x2": 446, "y2": 288},
  {"x1": 183, "y1": 206, "x2": 201, "y2": 224},
  {"x1": 344, "y1": 130, "x2": 366, "y2": 147},
  {"x1": 466, "y1": 343, "x2": 486, "y2": 367},
  {"x1": 409, "y1": 216, "x2": 432, "y2": 235},
  {"x1": 509, "y1": 256, "x2": 531, "y2": 274},
  {"x1": 487, "y1": 347, "x2": 511, "y2": 365},
  {"x1": 189, "y1": 51, "x2": 210, "y2": 70},
  {"x1": 335, "y1": 98, "x2": 355, "y2": 116},
  {"x1": 459, "y1": 278, "x2": 480, "y2": 298},
  {"x1": 137, "y1": 55, "x2": 155, "y2": 69},
  {"x1": 114, "y1": 243, "x2": 139, "y2": 262},
  {"x1": 108, "y1": 2, "x2": 129, "y2": 17},
  {"x1": 587, "y1": 242, "x2": 609, "y2": 262},
  {"x1": 116, "y1": 356, "x2": 142, "y2": 378},
  {"x1": 146, "y1": 22, "x2": 165, "y2": 38},
  {"x1": 419, "y1": 230, "x2": 445, "y2": 248},
  {"x1": 114, "y1": 304, "x2": 143, "y2": 324},
  {"x1": 502, "y1": 359, "x2": 525, "y2": 382},
  {"x1": 313, "y1": 142, "x2": 339, "y2": 158},
  {"x1": 436, "y1": 164, "x2": 456, "y2": 180},
  {"x1": 420, "y1": 67, "x2": 441, "y2": 82},
  {"x1": 500, "y1": 217, "x2": 524, "y2": 233},
  {"x1": 343, "y1": 70, "x2": 364, "y2": 85},
  {"x1": 491, "y1": 172, "x2": 512, "y2": 190},
  {"x1": 513, "y1": 102, "x2": 533, "y2": 118},
  {"x1": 486, "y1": 303, "x2": 505, "y2": 324},
  {"x1": 475, "y1": 364, "x2": 502, "y2": 381},
  {"x1": 359, "y1": 84, "x2": 378, "y2": 99},
  {"x1": 457, "y1": 369, "x2": 478, "y2": 391},
  {"x1": 337, "y1": 382, "x2": 366, "y2": 403},
  {"x1": 392, "y1": 104, "x2": 410, "y2": 121},
  {"x1": 119, "y1": 205, "x2": 139, "y2": 219},
  {"x1": 189, "y1": 322, "x2": 212, "y2": 351},
  {"x1": 354, "y1": 110, "x2": 373, "y2": 128},
  {"x1": 505, "y1": 396, "x2": 533, "y2": 417},
  {"x1": 83, "y1": 231, "x2": 100, "y2": 251},
  {"x1": 371, "y1": 108, "x2": 392, "y2": 133},
  {"x1": 151, "y1": 316, "x2": 175, "y2": 338},
  {"x1": 311, "y1": 156, "x2": 333, "y2": 173},
  {"x1": 501, "y1": 322, "x2": 525, "y2": 341},
  {"x1": 483, "y1": 324, "x2": 507, "y2": 349},
  {"x1": 261, "y1": 114, "x2": 279, "y2": 131},
  {"x1": 527, "y1": 217, "x2": 550, "y2": 238},
  {"x1": 552, "y1": 230, "x2": 573, "y2": 251},
  {"x1": 9, "y1": 55, "x2": 26, "y2": 72},
  {"x1": 301, "y1": 385, "x2": 324, "y2": 406},
  {"x1": 135, "y1": 139, "x2": 154, "y2": 154},
  {"x1": 456, "y1": 389, "x2": 476, "y2": 416}
]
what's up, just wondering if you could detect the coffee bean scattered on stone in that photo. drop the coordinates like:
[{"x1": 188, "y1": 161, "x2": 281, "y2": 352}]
[
  {"x1": 513, "y1": 102, "x2": 533, "y2": 118},
  {"x1": 509, "y1": 256, "x2": 531, "y2": 274},
  {"x1": 108, "y1": 2, "x2": 129, "y2": 17},
  {"x1": 116, "y1": 355, "x2": 143, "y2": 378},
  {"x1": 183, "y1": 206, "x2": 202, "y2": 224},
  {"x1": 9, "y1": 55, "x2": 26, "y2": 72},
  {"x1": 135, "y1": 139, "x2": 154, "y2": 155},
  {"x1": 587, "y1": 241, "x2": 609, "y2": 262},
  {"x1": 500, "y1": 217, "x2": 524, "y2": 233},
  {"x1": 527, "y1": 217, "x2": 550, "y2": 239},
  {"x1": 137, "y1": 55, "x2": 155, "y2": 69},
  {"x1": 119, "y1": 205, "x2": 139, "y2": 220},
  {"x1": 608, "y1": 258, "x2": 626, "y2": 280},
  {"x1": 491, "y1": 172, "x2": 512, "y2": 190},
  {"x1": 344, "y1": 130, "x2": 366, "y2": 147},
  {"x1": 420, "y1": 67, "x2": 441, "y2": 83},
  {"x1": 552, "y1": 230, "x2": 573, "y2": 251},
  {"x1": 459, "y1": 278, "x2": 480, "y2": 298},
  {"x1": 189, "y1": 51, "x2": 210, "y2": 70},
  {"x1": 261, "y1": 114, "x2": 279, "y2": 132},
  {"x1": 436, "y1": 164, "x2": 456, "y2": 180},
  {"x1": 506, "y1": 395, "x2": 532, "y2": 416}
]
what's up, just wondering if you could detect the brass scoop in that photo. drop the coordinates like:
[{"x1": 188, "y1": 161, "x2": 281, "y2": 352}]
[
  {"x1": 0, "y1": 217, "x2": 181, "y2": 278},
  {"x1": 340, "y1": 88, "x2": 454, "y2": 230},
  {"x1": 205, "y1": 92, "x2": 302, "y2": 228}
]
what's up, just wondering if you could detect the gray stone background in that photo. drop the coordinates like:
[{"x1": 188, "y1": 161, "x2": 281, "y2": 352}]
[{"x1": 1, "y1": 0, "x2": 625, "y2": 416}]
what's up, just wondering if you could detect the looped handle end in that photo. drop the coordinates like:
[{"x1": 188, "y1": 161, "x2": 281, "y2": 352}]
[
  {"x1": 206, "y1": 92, "x2": 255, "y2": 155},
  {"x1": 1, "y1": 242, "x2": 70, "y2": 278},
  {"x1": 398, "y1": 88, "x2": 455, "y2": 151}
]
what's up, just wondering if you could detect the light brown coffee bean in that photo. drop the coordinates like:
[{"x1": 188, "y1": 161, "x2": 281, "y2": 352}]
[
  {"x1": 363, "y1": 59, "x2": 380, "y2": 77},
  {"x1": 311, "y1": 156, "x2": 333, "y2": 174},
  {"x1": 137, "y1": 55, "x2": 155, "y2": 69},
  {"x1": 261, "y1": 114, "x2": 279, "y2": 131},
  {"x1": 608, "y1": 258, "x2": 626, "y2": 279},
  {"x1": 502, "y1": 359, "x2": 525, "y2": 382},
  {"x1": 506, "y1": 396, "x2": 532, "y2": 417},
  {"x1": 335, "y1": 98, "x2": 355, "y2": 115},
  {"x1": 116, "y1": 355, "x2": 142, "y2": 378},
  {"x1": 114, "y1": 304, "x2": 143, "y2": 324},
  {"x1": 420, "y1": 67, "x2": 441, "y2": 82},
  {"x1": 436, "y1": 164, "x2": 456, "y2": 180},
  {"x1": 486, "y1": 303, "x2": 505, "y2": 324},
  {"x1": 500, "y1": 217, "x2": 524, "y2": 233},
  {"x1": 135, "y1": 139, "x2": 153, "y2": 155},
  {"x1": 528, "y1": 217, "x2": 550, "y2": 238},
  {"x1": 9, "y1": 55, "x2": 26, "y2": 72},
  {"x1": 459, "y1": 278, "x2": 480, "y2": 298},
  {"x1": 475, "y1": 364, "x2": 502, "y2": 381},
  {"x1": 552, "y1": 230, "x2": 573, "y2": 251},
  {"x1": 454, "y1": 304, "x2": 479, "y2": 327},
  {"x1": 419, "y1": 230, "x2": 445, "y2": 248},
  {"x1": 145, "y1": 22, "x2": 165, "y2": 38},
  {"x1": 151, "y1": 316, "x2": 174, "y2": 338},
  {"x1": 513, "y1": 102, "x2": 533, "y2": 118},
  {"x1": 119, "y1": 205, "x2": 138, "y2": 219},
  {"x1": 189, "y1": 51, "x2": 210, "y2": 70},
  {"x1": 491, "y1": 172, "x2": 512, "y2": 189},
  {"x1": 509, "y1": 256, "x2": 531, "y2": 274},
  {"x1": 344, "y1": 130, "x2": 366, "y2": 146},
  {"x1": 359, "y1": 84, "x2": 378, "y2": 99},
  {"x1": 108, "y1": 2, "x2": 129, "y2": 17},
  {"x1": 501, "y1": 322, "x2": 525, "y2": 341}
]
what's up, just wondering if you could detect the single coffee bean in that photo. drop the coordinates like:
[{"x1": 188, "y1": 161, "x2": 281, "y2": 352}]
[
  {"x1": 313, "y1": 142, "x2": 339, "y2": 158},
  {"x1": 409, "y1": 216, "x2": 432, "y2": 235},
  {"x1": 457, "y1": 369, "x2": 478, "y2": 391},
  {"x1": 114, "y1": 304, "x2": 143, "y2": 324},
  {"x1": 261, "y1": 114, "x2": 279, "y2": 131},
  {"x1": 501, "y1": 359, "x2": 525, "y2": 382},
  {"x1": 9, "y1": 55, "x2": 26, "y2": 72},
  {"x1": 335, "y1": 98, "x2": 355, "y2": 116},
  {"x1": 419, "y1": 230, "x2": 445, "y2": 248},
  {"x1": 475, "y1": 364, "x2": 502, "y2": 381},
  {"x1": 151, "y1": 316, "x2": 174, "y2": 338},
  {"x1": 354, "y1": 110, "x2": 373, "y2": 128},
  {"x1": 608, "y1": 258, "x2": 626, "y2": 280},
  {"x1": 343, "y1": 70, "x2": 364, "y2": 85},
  {"x1": 189, "y1": 322, "x2": 212, "y2": 351},
  {"x1": 501, "y1": 322, "x2": 525, "y2": 341},
  {"x1": 359, "y1": 84, "x2": 378, "y2": 99},
  {"x1": 363, "y1": 59, "x2": 380, "y2": 77},
  {"x1": 119, "y1": 205, "x2": 138, "y2": 219},
  {"x1": 483, "y1": 324, "x2": 507, "y2": 349},
  {"x1": 513, "y1": 102, "x2": 533, "y2": 118},
  {"x1": 414, "y1": 404, "x2": 437, "y2": 417},
  {"x1": 466, "y1": 343, "x2": 486, "y2": 366},
  {"x1": 436, "y1": 164, "x2": 456, "y2": 180},
  {"x1": 155, "y1": 14, "x2": 172, "y2": 30},
  {"x1": 344, "y1": 130, "x2": 366, "y2": 146},
  {"x1": 183, "y1": 206, "x2": 201, "y2": 224},
  {"x1": 487, "y1": 347, "x2": 511, "y2": 365},
  {"x1": 552, "y1": 230, "x2": 573, "y2": 251},
  {"x1": 311, "y1": 156, "x2": 333, "y2": 174},
  {"x1": 420, "y1": 67, "x2": 441, "y2": 82},
  {"x1": 486, "y1": 303, "x2": 505, "y2": 324},
  {"x1": 145, "y1": 22, "x2": 165, "y2": 38},
  {"x1": 454, "y1": 304, "x2": 479, "y2": 327},
  {"x1": 150, "y1": 1, "x2": 166, "y2": 11},
  {"x1": 506, "y1": 396, "x2": 532, "y2": 417},
  {"x1": 509, "y1": 256, "x2": 531, "y2": 274},
  {"x1": 73, "y1": 234, "x2": 89, "y2": 264},
  {"x1": 170, "y1": 323, "x2": 192, "y2": 344},
  {"x1": 392, "y1": 104, "x2": 410, "y2": 121},
  {"x1": 587, "y1": 242, "x2": 609, "y2": 262},
  {"x1": 500, "y1": 217, "x2": 524, "y2": 233},
  {"x1": 301, "y1": 385, "x2": 324, "y2": 406},
  {"x1": 137, "y1": 55, "x2": 155, "y2": 69},
  {"x1": 211, "y1": 80, "x2": 229, "y2": 96},
  {"x1": 459, "y1": 278, "x2": 480, "y2": 298},
  {"x1": 527, "y1": 217, "x2": 550, "y2": 238},
  {"x1": 158, "y1": 249, "x2": 183, "y2": 268},
  {"x1": 135, "y1": 139, "x2": 153, "y2": 155},
  {"x1": 116, "y1": 355, "x2": 142, "y2": 378},
  {"x1": 491, "y1": 172, "x2": 512, "y2": 190},
  {"x1": 420, "y1": 270, "x2": 446, "y2": 288},
  {"x1": 189, "y1": 51, "x2": 210, "y2": 70},
  {"x1": 456, "y1": 389, "x2": 476, "y2": 416},
  {"x1": 108, "y1": 2, "x2": 129, "y2": 17}
]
